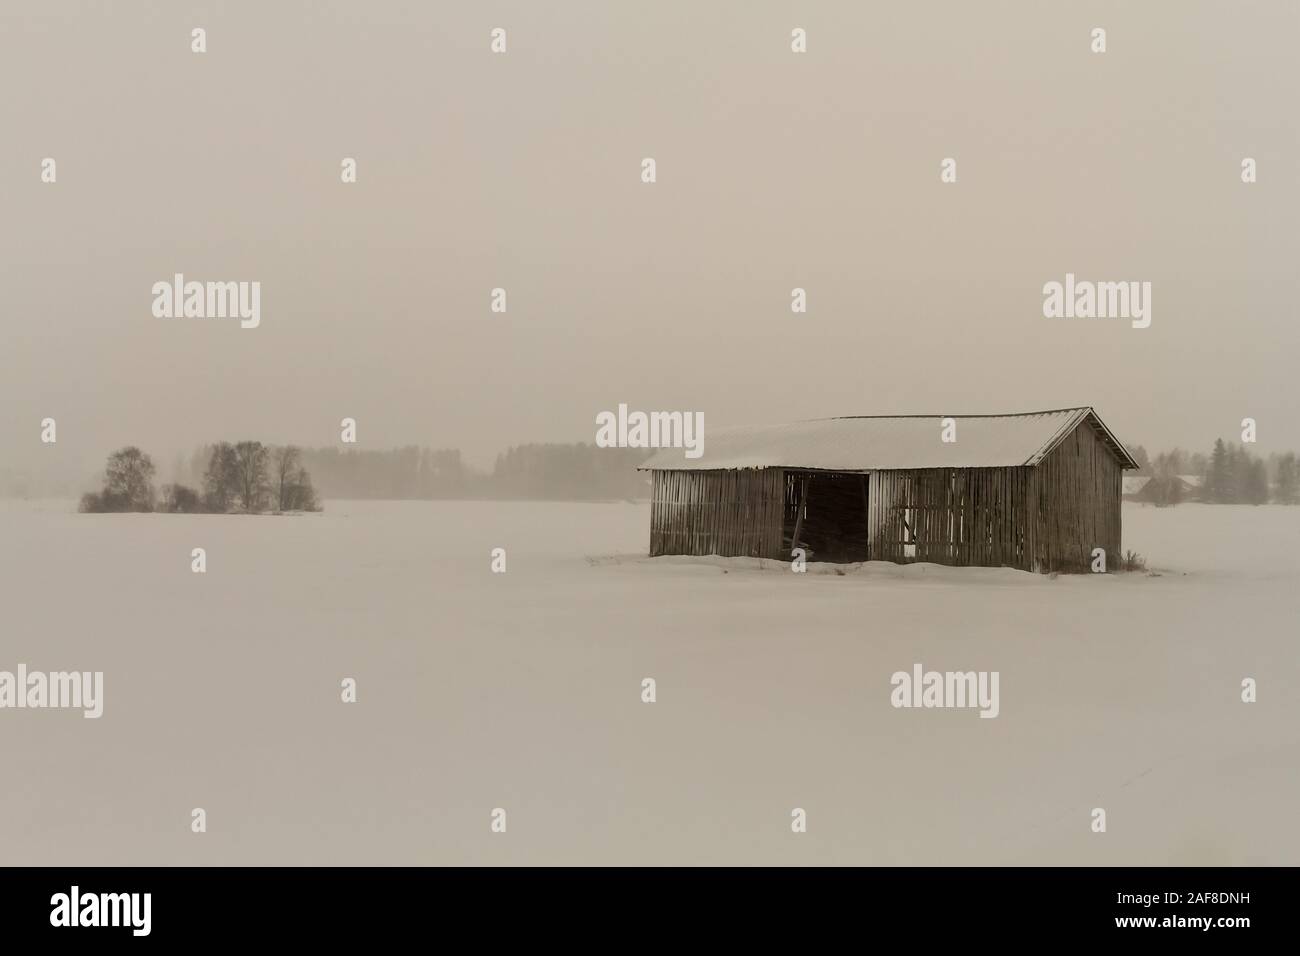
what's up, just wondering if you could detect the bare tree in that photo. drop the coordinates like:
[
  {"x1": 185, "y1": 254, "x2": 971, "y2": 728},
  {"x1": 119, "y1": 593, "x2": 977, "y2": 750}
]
[
  {"x1": 231, "y1": 441, "x2": 269, "y2": 512},
  {"x1": 292, "y1": 466, "x2": 319, "y2": 511},
  {"x1": 102, "y1": 446, "x2": 156, "y2": 511},
  {"x1": 272, "y1": 445, "x2": 301, "y2": 511},
  {"x1": 203, "y1": 442, "x2": 239, "y2": 512},
  {"x1": 81, "y1": 446, "x2": 156, "y2": 511}
]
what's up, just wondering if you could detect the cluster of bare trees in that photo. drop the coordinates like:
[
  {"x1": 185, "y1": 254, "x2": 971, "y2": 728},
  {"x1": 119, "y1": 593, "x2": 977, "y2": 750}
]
[
  {"x1": 79, "y1": 443, "x2": 319, "y2": 513},
  {"x1": 201, "y1": 442, "x2": 318, "y2": 513}
]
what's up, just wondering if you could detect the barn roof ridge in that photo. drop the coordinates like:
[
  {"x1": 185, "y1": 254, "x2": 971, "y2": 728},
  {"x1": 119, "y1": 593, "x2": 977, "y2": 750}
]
[
  {"x1": 638, "y1": 406, "x2": 1138, "y2": 472},
  {"x1": 826, "y1": 405, "x2": 1092, "y2": 421}
]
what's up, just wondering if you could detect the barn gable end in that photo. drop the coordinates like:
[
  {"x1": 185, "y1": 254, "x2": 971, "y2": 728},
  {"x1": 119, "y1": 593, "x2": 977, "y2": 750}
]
[{"x1": 1028, "y1": 415, "x2": 1123, "y2": 571}]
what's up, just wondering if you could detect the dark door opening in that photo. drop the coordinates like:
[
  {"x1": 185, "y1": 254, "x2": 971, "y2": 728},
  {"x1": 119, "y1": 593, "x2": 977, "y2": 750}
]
[{"x1": 783, "y1": 470, "x2": 870, "y2": 563}]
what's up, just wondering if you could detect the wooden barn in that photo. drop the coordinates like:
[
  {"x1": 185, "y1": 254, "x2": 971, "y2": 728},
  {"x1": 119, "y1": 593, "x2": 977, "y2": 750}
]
[{"x1": 639, "y1": 407, "x2": 1138, "y2": 572}]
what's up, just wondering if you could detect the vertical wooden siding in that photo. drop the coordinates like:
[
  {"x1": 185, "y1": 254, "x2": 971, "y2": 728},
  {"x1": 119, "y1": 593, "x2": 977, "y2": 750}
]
[
  {"x1": 866, "y1": 467, "x2": 1032, "y2": 569},
  {"x1": 1027, "y1": 421, "x2": 1122, "y2": 571},
  {"x1": 649, "y1": 468, "x2": 785, "y2": 558}
]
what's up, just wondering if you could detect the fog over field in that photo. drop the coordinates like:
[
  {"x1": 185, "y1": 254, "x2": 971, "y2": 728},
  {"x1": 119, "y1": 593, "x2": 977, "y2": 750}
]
[
  {"x1": 1, "y1": 1, "x2": 1297, "y2": 488},
  {"x1": 1, "y1": 499, "x2": 1294, "y2": 865}
]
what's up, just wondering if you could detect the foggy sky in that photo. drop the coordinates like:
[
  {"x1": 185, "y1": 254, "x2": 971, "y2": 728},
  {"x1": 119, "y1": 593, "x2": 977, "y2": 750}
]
[{"x1": 2, "y1": 1, "x2": 1296, "y2": 486}]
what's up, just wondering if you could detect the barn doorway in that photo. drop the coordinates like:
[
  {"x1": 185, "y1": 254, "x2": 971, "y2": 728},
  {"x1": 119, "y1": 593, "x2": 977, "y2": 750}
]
[{"x1": 783, "y1": 470, "x2": 870, "y2": 562}]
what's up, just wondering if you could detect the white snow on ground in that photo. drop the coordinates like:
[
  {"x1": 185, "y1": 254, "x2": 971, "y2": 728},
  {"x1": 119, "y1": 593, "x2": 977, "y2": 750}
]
[{"x1": 0, "y1": 499, "x2": 1295, "y2": 865}]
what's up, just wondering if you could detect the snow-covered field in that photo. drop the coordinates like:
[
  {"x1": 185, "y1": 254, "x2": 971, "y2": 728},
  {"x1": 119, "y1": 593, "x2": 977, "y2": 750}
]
[{"x1": 1, "y1": 499, "x2": 1295, "y2": 865}]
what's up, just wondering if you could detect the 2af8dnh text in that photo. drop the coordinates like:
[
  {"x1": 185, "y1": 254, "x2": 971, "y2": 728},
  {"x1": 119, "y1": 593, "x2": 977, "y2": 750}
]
[{"x1": 1117, "y1": 892, "x2": 1251, "y2": 907}]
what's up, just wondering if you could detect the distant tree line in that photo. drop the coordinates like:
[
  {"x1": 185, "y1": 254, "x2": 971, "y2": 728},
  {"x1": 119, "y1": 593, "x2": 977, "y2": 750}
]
[
  {"x1": 82, "y1": 441, "x2": 654, "y2": 509},
  {"x1": 179, "y1": 443, "x2": 653, "y2": 502},
  {"x1": 489, "y1": 444, "x2": 651, "y2": 500},
  {"x1": 70, "y1": 436, "x2": 1300, "y2": 511},
  {"x1": 299, "y1": 447, "x2": 469, "y2": 500},
  {"x1": 80, "y1": 443, "x2": 319, "y2": 513},
  {"x1": 1125, "y1": 440, "x2": 1298, "y2": 505},
  {"x1": 1203, "y1": 439, "x2": 1287, "y2": 504}
]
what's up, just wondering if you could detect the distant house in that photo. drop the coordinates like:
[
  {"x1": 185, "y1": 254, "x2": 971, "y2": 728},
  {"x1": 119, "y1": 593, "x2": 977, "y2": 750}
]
[
  {"x1": 1132, "y1": 473, "x2": 1202, "y2": 505},
  {"x1": 639, "y1": 407, "x2": 1137, "y2": 572},
  {"x1": 1122, "y1": 476, "x2": 1152, "y2": 499}
]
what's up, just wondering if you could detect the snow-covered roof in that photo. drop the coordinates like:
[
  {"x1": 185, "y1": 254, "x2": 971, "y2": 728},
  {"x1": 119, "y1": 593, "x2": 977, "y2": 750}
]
[
  {"x1": 639, "y1": 407, "x2": 1137, "y2": 472},
  {"x1": 1122, "y1": 476, "x2": 1152, "y2": 494}
]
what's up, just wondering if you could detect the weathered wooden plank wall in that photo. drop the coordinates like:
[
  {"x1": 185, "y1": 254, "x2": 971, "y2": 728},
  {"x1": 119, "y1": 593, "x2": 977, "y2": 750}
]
[
  {"x1": 1027, "y1": 421, "x2": 1122, "y2": 571},
  {"x1": 649, "y1": 468, "x2": 784, "y2": 558},
  {"x1": 866, "y1": 466, "x2": 1032, "y2": 569}
]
